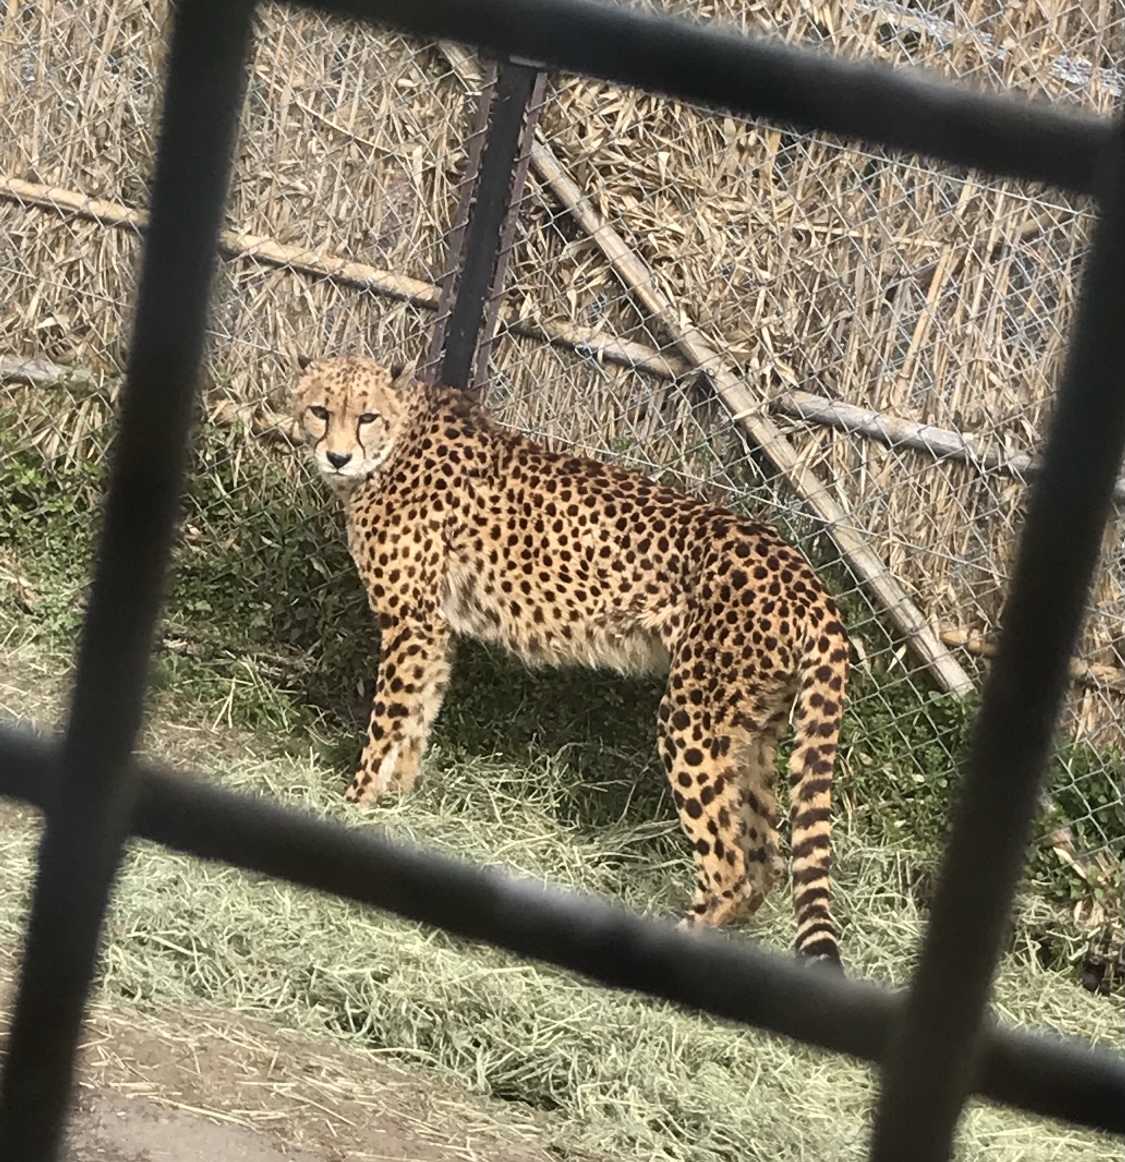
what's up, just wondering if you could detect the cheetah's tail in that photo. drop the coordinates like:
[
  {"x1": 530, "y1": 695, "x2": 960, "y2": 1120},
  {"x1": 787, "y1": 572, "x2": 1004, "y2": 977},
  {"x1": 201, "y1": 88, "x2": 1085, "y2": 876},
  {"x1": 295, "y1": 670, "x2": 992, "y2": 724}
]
[{"x1": 786, "y1": 613, "x2": 849, "y2": 966}]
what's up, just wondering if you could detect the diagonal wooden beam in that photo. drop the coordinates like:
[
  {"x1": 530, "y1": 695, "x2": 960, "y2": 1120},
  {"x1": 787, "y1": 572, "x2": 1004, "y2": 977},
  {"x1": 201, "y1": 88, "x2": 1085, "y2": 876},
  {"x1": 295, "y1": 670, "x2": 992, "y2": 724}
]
[{"x1": 442, "y1": 43, "x2": 973, "y2": 696}]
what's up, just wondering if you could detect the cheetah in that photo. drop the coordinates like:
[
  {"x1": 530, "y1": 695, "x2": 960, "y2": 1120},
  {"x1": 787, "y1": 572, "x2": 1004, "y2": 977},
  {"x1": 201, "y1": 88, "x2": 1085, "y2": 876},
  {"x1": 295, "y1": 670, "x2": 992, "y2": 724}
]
[{"x1": 294, "y1": 356, "x2": 849, "y2": 964}]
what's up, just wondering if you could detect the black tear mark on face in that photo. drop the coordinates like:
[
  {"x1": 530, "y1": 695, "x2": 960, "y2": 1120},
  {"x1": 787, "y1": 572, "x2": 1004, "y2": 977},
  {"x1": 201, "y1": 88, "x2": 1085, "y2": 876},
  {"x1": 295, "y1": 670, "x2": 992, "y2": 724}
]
[{"x1": 297, "y1": 353, "x2": 313, "y2": 370}]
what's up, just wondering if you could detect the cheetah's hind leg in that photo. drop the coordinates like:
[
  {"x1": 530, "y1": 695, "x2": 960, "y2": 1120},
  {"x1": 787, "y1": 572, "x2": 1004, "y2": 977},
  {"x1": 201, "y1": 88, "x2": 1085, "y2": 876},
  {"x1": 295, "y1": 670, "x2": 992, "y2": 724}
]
[
  {"x1": 657, "y1": 681, "x2": 758, "y2": 930},
  {"x1": 733, "y1": 713, "x2": 787, "y2": 922}
]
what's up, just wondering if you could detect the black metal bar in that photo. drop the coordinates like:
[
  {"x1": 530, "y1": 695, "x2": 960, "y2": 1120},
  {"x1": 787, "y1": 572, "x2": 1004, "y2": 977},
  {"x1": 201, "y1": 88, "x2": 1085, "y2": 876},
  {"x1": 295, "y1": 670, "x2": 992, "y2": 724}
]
[
  {"x1": 0, "y1": 725, "x2": 1123, "y2": 1136},
  {"x1": 471, "y1": 68, "x2": 548, "y2": 391},
  {"x1": 440, "y1": 58, "x2": 542, "y2": 390},
  {"x1": 0, "y1": 1, "x2": 255, "y2": 1157},
  {"x1": 296, "y1": 0, "x2": 1111, "y2": 195},
  {"x1": 423, "y1": 59, "x2": 498, "y2": 383},
  {"x1": 869, "y1": 117, "x2": 1125, "y2": 1162}
]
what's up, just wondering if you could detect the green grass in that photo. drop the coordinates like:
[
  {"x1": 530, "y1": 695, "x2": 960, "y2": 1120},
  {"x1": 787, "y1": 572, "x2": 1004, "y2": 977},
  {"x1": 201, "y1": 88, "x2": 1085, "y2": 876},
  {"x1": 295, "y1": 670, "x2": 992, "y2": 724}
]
[
  {"x1": 1, "y1": 638, "x2": 1121, "y2": 1162},
  {"x1": 1, "y1": 411, "x2": 1123, "y2": 1160},
  {"x1": 1, "y1": 413, "x2": 1120, "y2": 943}
]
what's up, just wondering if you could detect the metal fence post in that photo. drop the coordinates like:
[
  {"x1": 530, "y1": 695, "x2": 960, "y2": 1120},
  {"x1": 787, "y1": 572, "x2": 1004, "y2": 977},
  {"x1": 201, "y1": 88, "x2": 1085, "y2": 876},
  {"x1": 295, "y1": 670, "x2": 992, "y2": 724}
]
[
  {"x1": 424, "y1": 56, "x2": 546, "y2": 394},
  {"x1": 0, "y1": 1, "x2": 255, "y2": 1156}
]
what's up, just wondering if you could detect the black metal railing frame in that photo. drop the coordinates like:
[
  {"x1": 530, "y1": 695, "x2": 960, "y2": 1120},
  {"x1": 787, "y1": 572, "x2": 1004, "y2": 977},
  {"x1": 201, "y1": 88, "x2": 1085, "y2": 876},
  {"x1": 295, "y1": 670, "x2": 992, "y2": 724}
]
[{"x1": 0, "y1": 1, "x2": 1122, "y2": 1159}]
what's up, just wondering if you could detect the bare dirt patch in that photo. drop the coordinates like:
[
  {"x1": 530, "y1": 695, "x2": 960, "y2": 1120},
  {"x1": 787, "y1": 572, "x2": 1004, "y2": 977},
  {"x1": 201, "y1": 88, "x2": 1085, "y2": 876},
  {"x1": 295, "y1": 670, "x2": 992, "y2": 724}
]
[{"x1": 12, "y1": 999, "x2": 592, "y2": 1162}]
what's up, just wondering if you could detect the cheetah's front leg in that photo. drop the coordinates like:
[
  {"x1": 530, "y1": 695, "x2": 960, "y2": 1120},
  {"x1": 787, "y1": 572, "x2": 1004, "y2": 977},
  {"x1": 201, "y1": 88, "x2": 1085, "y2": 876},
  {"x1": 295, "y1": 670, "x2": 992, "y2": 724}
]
[{"x1": 346, "y1": 616, "x2": 455, "y2": 803}]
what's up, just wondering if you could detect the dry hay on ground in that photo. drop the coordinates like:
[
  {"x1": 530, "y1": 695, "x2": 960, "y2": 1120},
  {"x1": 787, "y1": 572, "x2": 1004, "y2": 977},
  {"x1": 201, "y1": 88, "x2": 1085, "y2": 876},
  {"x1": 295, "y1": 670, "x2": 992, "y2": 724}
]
[{"x1": 0, "y1": 629, "x2": 1121, "y2": 1162}]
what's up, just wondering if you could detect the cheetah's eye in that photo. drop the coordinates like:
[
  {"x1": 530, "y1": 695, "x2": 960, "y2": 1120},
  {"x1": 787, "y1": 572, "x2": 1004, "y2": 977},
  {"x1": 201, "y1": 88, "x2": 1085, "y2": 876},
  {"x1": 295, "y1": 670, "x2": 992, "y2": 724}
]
[
  {"x1": 308, "y1": 405, "x2": 329, "y2": 421},
  {"x1": 357, "y1": 412, "x2": 379, "y2": 425}
]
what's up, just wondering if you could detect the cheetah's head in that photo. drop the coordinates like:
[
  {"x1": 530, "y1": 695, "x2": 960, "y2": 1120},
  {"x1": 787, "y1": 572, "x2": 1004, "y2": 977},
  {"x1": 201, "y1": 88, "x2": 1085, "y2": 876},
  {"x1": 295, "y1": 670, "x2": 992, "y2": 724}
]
[{"x1": 293, "y1": 356, "x2": 414, "y2": 490}]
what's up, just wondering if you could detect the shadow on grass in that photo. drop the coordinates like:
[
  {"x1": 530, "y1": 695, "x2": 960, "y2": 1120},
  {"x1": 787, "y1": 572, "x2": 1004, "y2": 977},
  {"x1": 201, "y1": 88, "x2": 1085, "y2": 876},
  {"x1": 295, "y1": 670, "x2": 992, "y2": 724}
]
[{"x1": 305, "y1": 637, "x2": 669, "y2": 835}]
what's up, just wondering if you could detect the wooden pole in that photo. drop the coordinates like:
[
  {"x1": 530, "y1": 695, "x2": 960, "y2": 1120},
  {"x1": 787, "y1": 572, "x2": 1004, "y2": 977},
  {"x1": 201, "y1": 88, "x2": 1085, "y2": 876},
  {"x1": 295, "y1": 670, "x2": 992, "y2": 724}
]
[
  {"x1": 940, "y1": 626, "x2": 1124, "y2": 693},
  {"x1": 0, "y1": 177, "x2": 676, "y2": 377},
  {"x1": 9, "y1": 178, "x2": 1117, "y2": 504},
  {"x1": 773, "y1": 390, "x2": 1125, "y2": 504}
]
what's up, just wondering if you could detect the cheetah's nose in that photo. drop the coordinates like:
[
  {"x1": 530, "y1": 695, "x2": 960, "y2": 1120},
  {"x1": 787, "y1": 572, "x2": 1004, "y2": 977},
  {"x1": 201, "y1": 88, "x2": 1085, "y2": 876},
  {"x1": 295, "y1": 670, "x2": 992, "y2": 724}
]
[{"x1": 326, "y1": 451, "x2": 352, "y2": 469}]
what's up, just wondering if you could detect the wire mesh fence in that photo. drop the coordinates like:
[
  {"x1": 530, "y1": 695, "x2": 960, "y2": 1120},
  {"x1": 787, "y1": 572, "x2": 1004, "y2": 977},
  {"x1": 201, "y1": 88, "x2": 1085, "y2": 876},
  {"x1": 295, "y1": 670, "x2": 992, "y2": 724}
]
[
  {"x1": 0, "y1": 0, "x2": 1124, "y2": 1157},
  {"x1": 0, "y1": 0, "x2": 1122, "y2": 961}
]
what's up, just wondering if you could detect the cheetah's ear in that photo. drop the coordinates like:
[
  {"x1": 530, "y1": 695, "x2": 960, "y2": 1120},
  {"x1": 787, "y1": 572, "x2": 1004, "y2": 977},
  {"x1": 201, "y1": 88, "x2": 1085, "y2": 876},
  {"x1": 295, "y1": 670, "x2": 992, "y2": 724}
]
[
  {"x1": 297, "y1": 353, "x2": 314, "y2": 371},
  {"x1": 389, "y1": 359, "x2": 417, "y2": 382}
]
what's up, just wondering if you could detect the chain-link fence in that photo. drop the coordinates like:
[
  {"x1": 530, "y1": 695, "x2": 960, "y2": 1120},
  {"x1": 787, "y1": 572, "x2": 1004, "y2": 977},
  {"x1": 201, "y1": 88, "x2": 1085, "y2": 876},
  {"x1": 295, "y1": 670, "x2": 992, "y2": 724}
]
[
  {"x1": 0, "y1": 0, "x2": 1124, "y2": 1156},
  {"x1": 1, "y1": 0, "x2": 1122, "y2": 943}
]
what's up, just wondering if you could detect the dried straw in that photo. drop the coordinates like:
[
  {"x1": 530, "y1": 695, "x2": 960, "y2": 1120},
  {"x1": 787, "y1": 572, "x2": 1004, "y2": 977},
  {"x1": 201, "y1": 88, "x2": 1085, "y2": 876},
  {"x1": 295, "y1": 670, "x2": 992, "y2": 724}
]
[{"x1": 0, "y1": 638, "x2": 1121, "y2": 1162}]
